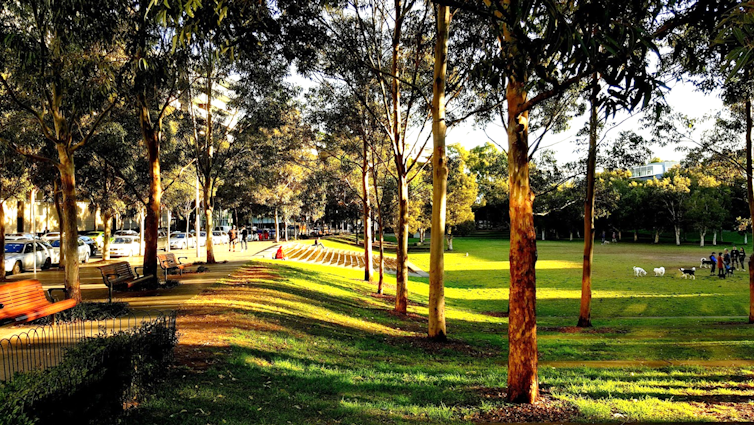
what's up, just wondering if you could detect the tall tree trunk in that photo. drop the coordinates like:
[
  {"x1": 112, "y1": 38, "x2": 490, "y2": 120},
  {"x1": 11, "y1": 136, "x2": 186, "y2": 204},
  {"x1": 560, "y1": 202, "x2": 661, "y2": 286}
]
[
  {"x1": 204, "y1": 196, "x2": 215, "y2": 263},
  {"x1": 579, "y1": 80, "x2": 598, "y2": 328},
  {"x1": 0, "y1": 202, "x2": 6, "y2": 281},
  {"x1": 395, "y1": 172, "x2": 410, "y2": 314},
  {"x1": 284, "y1": 218, "x2": 289, "y2": 241},
  {"x1": 166, "y1": 209, "x2": 171, "y2": 253},
  {"x1": 428, "y1": 3, "x2": 450, "y2": 341},
  {"x1": 654, "y1": 229, "x2": 660, "y2": 244},
  {"x1": 713, "y1": 230, "x2": 717, "y2": 245},
  {"x1": 506, "y1": 79, "x2": 538, "y2": 404},
  {"x1": 745, "y1": 98, "x2": 754, "y2": 324},
  {"x1": 378, "y1": 217, "x2": 385, "y2": 294},
  {"x1": 274, "y1": 207, "x2": 280, "y2": 243},
  {"x1": 362, "y1": 140, "x2": 374, "y2": 282},
  {"x1": 57, "y1": 147, "x2": 81, "y2": 301},
  {"x1": 700, "y1": 229, "x2": 706, "y2": 247},
  {"x1": 103, "y1": 211, "x2": 112, "y2": 260},
  {"x1": 140, "y1": 103, "x2": 161, "y2": 279},
  {"x1": 674, "y1": 225, "x2": 681, "y2": 246}
]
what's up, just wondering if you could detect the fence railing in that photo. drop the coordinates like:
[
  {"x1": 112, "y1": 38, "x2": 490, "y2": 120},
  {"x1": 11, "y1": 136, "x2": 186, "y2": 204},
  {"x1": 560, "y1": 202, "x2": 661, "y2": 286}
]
[{"x1": 0, "y1": 310, "x2": 176, "y2": 382}]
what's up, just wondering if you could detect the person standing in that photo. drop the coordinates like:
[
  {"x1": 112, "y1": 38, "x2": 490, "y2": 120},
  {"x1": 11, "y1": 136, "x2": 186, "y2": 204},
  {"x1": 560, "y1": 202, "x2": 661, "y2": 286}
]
[
  {"x1": 228, "y1": 226, "x2": 237, "y2": 252},
  {"x1": 240, "y1": 227, "x2": 248, "y2": 252},
  {"x1": 732, "y1": 246, "x2": 740, "y2": 269},
  {"x1": 710, "y1": 252, "x2": 717, "y2": 275},
  {"x1": 718, "y1": 252, "x2": 726, "y2": 278}
]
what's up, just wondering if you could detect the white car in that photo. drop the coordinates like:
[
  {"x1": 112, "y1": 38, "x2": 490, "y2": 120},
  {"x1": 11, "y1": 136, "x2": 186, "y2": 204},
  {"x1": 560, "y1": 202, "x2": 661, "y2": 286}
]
[
  {"x1": 191, "y1": 231, "x2": 207, "y2": 247},
  {"x1": 168, "y1": 232, "x2": 195, "y2": 250},
  {"x1": 5, "y1": 233, "x2": 38, "y2": 240},
  {"x1": 114, "y1": 230, "x2": 139, "y2": 237},
  {"x1": 4, "y1": 240, "x2": 52, "y2": 274},
  {"x1": 211, "y1": 231, "x2": 229, "y2": 245},
  {"x1": 108, "y1": 236, "x2": 141, "y2": 257},
  {"x1": 49, "y1": 238, "x2": 91, "y2": 264}
]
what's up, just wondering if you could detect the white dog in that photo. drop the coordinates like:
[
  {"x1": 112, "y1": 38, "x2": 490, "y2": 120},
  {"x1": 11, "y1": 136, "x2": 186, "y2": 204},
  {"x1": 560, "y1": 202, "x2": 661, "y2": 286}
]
[
  {"x1": 633, "y1": 266, "x2": 647, "y2": 277},
  {"x1": 653, "y1": 266, "x2": 665, "y2": 277}
]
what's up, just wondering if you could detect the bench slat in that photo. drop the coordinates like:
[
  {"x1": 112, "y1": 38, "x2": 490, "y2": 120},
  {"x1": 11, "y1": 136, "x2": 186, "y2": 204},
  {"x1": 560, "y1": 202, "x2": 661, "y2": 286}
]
[{"x1": 0, "y1": 280, "x2": 76, "y2": 325}]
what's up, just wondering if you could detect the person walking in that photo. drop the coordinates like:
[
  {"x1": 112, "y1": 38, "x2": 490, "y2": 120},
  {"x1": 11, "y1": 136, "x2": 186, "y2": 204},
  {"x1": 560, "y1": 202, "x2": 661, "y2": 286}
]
[
  {"x1": 241, "y1": 227, "x2": 248, "y2": 252},
  {"x1": 740, "y1": 247, "x2": 747, "y2": 271}
]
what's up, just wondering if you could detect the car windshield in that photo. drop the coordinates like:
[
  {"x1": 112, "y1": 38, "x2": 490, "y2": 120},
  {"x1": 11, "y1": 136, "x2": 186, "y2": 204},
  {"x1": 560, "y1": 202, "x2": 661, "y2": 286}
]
[
  {"x1": 5, "y1": 243, "x2": 24, "y2": 253},
  {"x1": 213, "y1": 232, "x2": 220, "y2": 236},
  {"x1": 51, "y1": 240, "x2": 61, "y2": 248},
  {"x1": 113, "y1": 238, "x2": 132, "y2": 244},
  {"x1": 173, "y1": 234, "x2": 185, "y2": 238}
]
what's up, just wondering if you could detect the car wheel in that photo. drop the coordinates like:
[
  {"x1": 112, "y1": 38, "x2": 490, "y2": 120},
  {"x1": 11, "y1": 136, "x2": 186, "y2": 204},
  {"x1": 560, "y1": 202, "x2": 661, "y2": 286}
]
[
  {"x1": 12, "y1": 261, "x2": 22, "y2": 275},
  {"x1": 42, "y1": 258, "x2": 51, "y2": 270}
]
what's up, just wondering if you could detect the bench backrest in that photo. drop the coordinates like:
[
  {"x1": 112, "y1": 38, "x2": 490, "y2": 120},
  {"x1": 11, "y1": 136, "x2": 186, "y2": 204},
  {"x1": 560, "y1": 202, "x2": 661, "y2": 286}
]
[
  {"x1": 97, "y1": 261, "x2": 136, "y2": 282},
  {"x1": 157, "y1": 253, "x2": 179, "y2": 268},
  {"x1": 0, "y1": 280, "x2": 49, "y2": 318}
]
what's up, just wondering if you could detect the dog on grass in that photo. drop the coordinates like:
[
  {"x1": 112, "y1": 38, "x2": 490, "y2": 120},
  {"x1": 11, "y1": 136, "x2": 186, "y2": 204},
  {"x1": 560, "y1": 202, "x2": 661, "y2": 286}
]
[
  {"x1": 653, "y1": 267, "x2": 665, "y2": 277},
  {"x1": 700, "y1": 257, "x2": 715, "y2": 268},
  {"x1": 679, "y1": 267, "x2": 696, "y2": 279},
  {"x1": 633, "y1": 266, "x2": 647, "y2": 277}
]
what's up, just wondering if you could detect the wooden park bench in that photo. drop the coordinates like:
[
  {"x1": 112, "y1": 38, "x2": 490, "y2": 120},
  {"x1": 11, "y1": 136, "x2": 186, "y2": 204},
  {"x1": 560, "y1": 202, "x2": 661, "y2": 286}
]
[
  {"x1": 0, "y1": 280, "x2": 77, "y2": 326},
  {"x1": 156, "y1": 252, "x2": 194, "y2": 280},
  {"x1": 97, "y1": 261, "x2": 155, "y2": 302}
]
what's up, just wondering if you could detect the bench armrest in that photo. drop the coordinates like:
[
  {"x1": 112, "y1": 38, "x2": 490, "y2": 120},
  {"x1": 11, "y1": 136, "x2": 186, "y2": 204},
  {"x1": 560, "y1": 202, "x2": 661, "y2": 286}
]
[
  {"x1": 46, "y1": 287, "x2": 67, "y2": 302},
  {"x1": 103, "y1": 273, "x2": 120, "y2": 285},
  {"x1": 177, "y1": 256, "x2": 188, "y2": 264},
  {"x1": 134, "y1": 266, "x2": 145, "y2": 278}
]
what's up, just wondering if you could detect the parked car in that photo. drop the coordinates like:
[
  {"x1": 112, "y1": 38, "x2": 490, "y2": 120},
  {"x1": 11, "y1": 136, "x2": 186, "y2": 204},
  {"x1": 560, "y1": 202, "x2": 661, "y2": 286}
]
[
  {"x1": 80, "y1": 230, "x2": 105, "y2": 249},
  {"x1": 49, "y1": 238, "x2": 91, "y2": 264},
  {"x1": 5, "y1": 233, "x2": 38, "y2": 240},
  {"x1": 4, "y1": 240, "x2": 52, "y2": 274},
  {"x1": 191, "y1": 231, "x2": 207, "y2": 247},
  {"x1": 108, "y1": 236, "x2": 141, "y2": 257},
  {"x1": 211, "y1": 231, "x2": 229, "y2": 245},
  {"x1": 78, "y1": 235, "x2": 98, "y2": 256},
  {"x1": 42, "y1": 232, "x2": 61, "y2": 240},
  {"x1": 168, "y1": 232, "x2": 195, "y2": 250},
  {"x1": 214, "y1": 225, "x2": 232, "y2": 233},
  {"x1": 114, "y1": 229, "x2": 139, "y2": 236}
]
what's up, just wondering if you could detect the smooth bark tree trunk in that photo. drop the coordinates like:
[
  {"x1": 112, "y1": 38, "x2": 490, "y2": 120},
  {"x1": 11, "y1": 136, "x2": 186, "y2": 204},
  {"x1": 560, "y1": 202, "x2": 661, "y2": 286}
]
[
  {"x1": 0, "y1": 203, "x2": 6, "y2": 281},
  {"x1": 745, "y1": 98, "x2": 754, "y2": 324},
  {"x1": 395, "y1": 172, "x2": 410, "y2": 314},
  {"x1": 378, "y1": 219, "x2": 385, "y2": 294},
  {"x1": 634, "y1": 230, "x2": 638, "y2": 242},
  {"x1": 700, "y1": 230, "x2": 706, "y2": 247},
  {"x1": 57, "y1": 147, "x2": 81, "y2": 302},
  {"x1": 103, "y1": 211, "x2": 112, "y2": 260},
  {"x1": 54, "y1": 184, "x2": 64, "y2": 265},
  {"x1": 204, "y1": 202, "x2": 215, "y2": 263},
  {"x1": 713, "y1": 230, "x2": 717, "y2": 245},
  {"x1": 362, "y1": 140, "x2": 374, "y2": 282},
  {"x1": 166, "y1": 209, "x2": 171, "y2": 253},
  {"x1": 284, "y1": 219, "x2": 289, "y2": 241},
  {"x1": 674, "y1": 226, "x2": 681, "y2": 246},
  {"x1": 428, "y1": 3, "x2": 450, "y2": 341},
  {"x1": 141, "y1": 105, "x2": 161, "y2": 279},
  {"x1": 274, "y1": 208, "x2": 280, "y2": 244},
  {"x1": 506, "y1": 79, "x2": 538, "y2": 404},
  {"x1": 654, "y1": 230, "x2": 660, "y2": 244},
  {"x1": 579, "y1": 82, "x2": 598, "y2": 328}
]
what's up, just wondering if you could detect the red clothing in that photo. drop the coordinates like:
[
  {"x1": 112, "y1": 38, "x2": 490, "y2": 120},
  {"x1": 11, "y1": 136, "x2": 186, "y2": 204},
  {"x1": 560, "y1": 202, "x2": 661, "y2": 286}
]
[
  {"x1": 717, "y1": 256, "x2": 724, "y2": 267},
  {"x1": 275, "y1": 246, "x2": 285, "y2": 259}
]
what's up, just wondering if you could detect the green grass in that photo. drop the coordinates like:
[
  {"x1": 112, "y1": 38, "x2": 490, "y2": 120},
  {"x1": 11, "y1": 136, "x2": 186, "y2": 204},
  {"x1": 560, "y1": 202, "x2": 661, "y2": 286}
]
[{"x1": 121, "y1": 237, "x2": 754, "y2": 424}]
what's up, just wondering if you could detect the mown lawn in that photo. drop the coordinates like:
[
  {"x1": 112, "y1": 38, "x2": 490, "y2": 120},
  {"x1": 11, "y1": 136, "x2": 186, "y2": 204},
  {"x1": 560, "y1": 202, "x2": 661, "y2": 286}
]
[{"x1": 121, "y1": 238, "x2": 754, "y2": 424}]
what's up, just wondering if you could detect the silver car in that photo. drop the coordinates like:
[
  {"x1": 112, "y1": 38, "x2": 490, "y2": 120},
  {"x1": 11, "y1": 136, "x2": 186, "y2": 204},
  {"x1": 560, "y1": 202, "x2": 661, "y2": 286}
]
[{"x1": 4, "y1": 240, "x2": 52, "y2": 274}]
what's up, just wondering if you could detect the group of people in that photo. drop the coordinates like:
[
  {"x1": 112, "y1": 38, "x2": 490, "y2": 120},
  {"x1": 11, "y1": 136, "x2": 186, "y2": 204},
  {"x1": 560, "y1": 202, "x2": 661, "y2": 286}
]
[
  {"x1": 227, "y1": 226, "x2": 249, "y2": 252},
  {"x1": 709, "y1": 247, "x2": 746, "y2": 278}
]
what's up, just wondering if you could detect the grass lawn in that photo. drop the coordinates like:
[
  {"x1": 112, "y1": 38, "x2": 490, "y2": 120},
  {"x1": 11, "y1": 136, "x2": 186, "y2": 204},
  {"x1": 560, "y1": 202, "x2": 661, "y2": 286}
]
[{"x1": 121, "y1": 238, "x2": 754, "y2": 424}]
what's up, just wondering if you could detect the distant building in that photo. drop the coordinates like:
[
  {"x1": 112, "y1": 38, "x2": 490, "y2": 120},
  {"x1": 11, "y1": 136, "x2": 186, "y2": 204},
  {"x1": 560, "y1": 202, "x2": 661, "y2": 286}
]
[{"x1": 629, "y1": 161, "x2": 679, "y2": 180}]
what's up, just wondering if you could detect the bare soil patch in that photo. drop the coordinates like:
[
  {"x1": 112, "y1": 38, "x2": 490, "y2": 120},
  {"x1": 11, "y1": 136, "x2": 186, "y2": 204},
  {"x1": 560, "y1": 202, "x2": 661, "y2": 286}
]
[
  {"x1": 471, "y1": 388, "x2": 579, "y2": 423},
  {"x1": 539, "y1": 326, "x2": 628, "y2": 334}
]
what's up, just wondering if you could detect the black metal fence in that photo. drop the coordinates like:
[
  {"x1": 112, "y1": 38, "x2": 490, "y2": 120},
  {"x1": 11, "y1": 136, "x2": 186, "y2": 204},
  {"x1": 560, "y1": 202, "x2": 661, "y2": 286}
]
[{"x1": 0, "y1": 310, "x2": 176, "y2": 382}]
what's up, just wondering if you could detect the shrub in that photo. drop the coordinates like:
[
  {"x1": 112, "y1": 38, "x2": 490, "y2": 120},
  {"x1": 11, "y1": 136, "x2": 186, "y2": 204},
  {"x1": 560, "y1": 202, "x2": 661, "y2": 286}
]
[
  {"x1": 455, "y1": 220, "x2": 476, "y2": 237},
  {"x1": 0, "y1": 318, "x2": 177, "y2": 425},
  {"x1": 31, "y1": 302, "x2": 132, "y2": 326}
]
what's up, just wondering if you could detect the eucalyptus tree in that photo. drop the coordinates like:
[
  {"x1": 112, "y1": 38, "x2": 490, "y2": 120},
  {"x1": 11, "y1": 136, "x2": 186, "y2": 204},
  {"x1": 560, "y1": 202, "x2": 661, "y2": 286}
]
[
  {"x1": 315, "y1": 0, "x2": 436, "y2": 314},
  {"x1": 433, "y1": 0, "x2": 721, "y2": 403},
  {"x1": 0, "y1": 0, "x2": 127, "y2": 300},
  {"x1": 444, "y1": 145, "x2": 477, "y2": 251}
]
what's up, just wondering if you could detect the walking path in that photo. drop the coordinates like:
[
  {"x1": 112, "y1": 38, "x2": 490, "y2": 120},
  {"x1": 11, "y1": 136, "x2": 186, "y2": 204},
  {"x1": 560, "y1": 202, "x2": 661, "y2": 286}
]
[{"x1": 253, "y1": 242, "x2": 429, "y2": 277}]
